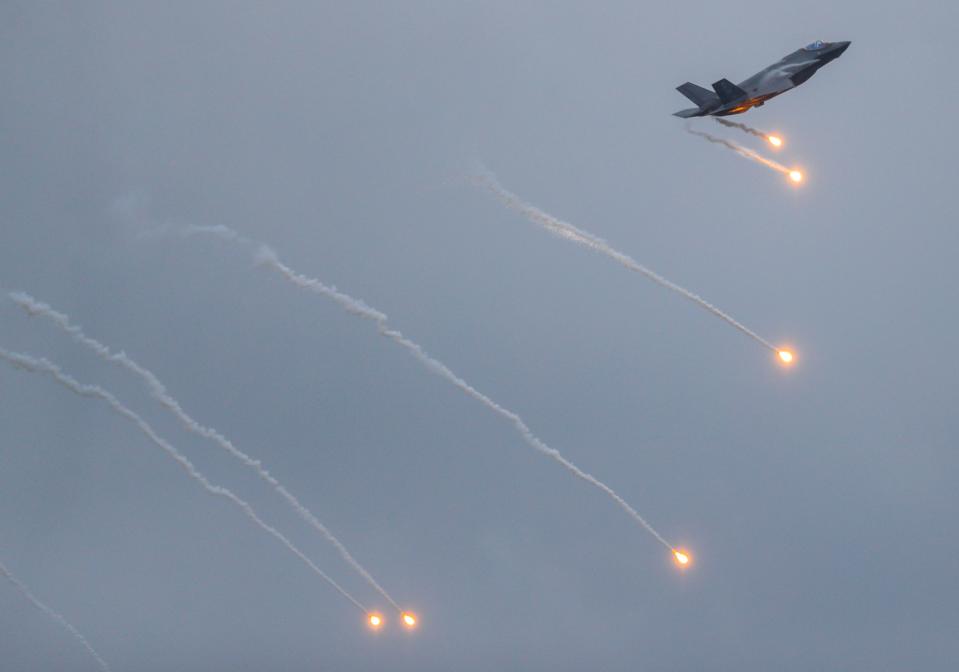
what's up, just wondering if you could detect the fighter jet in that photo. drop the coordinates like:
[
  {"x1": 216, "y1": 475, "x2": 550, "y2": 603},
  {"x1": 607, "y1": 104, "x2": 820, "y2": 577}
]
[{"x1": 673, "y1": 40, "x2": 850, "y2": 118}]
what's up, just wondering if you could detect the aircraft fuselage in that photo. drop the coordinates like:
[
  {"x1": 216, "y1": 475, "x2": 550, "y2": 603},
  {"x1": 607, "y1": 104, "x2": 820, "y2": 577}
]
[{"x1": 674, "y1": 40, "x2": 850, "y2": 118}]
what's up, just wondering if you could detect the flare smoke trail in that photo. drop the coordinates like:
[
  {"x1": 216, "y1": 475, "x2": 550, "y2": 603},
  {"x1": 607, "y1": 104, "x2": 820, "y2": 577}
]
[
  {"x1": 0, "y1": 347, "x2": 367, "y2": 613},
  {"x1": 684, "y1": 123, "x2": 794, "y2": 179},
  {"x1": 472, "y1": 171, "x2": 777, "y2": 352},
  {"x1": 10, "y1": 291, "x2": 401, "y2": 614},
  {"x1": 714, "y1": 117, "x2": 770, "y2": 140},
  {"x1": 0, "y1": 559, "x2": 111, "y2": 672},
  {"x1": 184, "y1": 226, "x2": 675, "y2": 552}
]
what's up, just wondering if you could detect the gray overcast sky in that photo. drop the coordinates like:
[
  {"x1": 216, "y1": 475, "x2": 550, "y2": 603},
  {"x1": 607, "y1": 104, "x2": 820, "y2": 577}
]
[{"x1": 1, "y1": 2, "x2": 957, "y2": 670}]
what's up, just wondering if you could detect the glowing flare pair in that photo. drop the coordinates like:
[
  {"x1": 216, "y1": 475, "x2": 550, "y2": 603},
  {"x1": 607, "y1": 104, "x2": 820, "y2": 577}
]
[
  {"x1": 686, "y1": 125, "x2": 805, "y2": 186},
  {"x1": 763, "y1": 134, "x2": 804, "y2": 183},
  {"x1": 367, "y1": 611, "x2": 418, "y2": 630},
  {"x1": 766, "y1": 135, "x2": 803, "y2": 184},
  {"x1": 764, "y1": 134, "x2": 803, "y2": 183}
]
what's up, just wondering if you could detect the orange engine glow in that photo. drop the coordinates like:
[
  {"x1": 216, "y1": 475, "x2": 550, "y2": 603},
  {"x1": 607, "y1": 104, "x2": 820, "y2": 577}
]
[
  {"x1": 777, "y1": 349, "x2": 795, "y2": 365},
  {"x1": 402, "y1": 612, "x2": 417, "y2": 628},
  {"x1": 368, "y1": 613, "x2": 383, "y2": 629},
  {"x1": 789, "y1": 170, "x2": 803, "y2": 183},
  {"x1": 673, "y1": 549, "x2": 691, "y2": 567},
  {"x1": 767, "y1": 135, "x2": 783, "y2": 147}
]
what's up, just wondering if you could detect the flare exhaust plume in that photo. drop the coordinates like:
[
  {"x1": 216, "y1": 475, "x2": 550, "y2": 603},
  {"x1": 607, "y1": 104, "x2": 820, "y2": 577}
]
[
  {"x1": 685, "y1": 124, "x2": 804, "y2": 185},
  {"x1": 183, "y1": 227, "x2": 678, "y2": 556},
  {"x1": 0, "y1": 559, "x2": 111, "y2": 671},
  {"x1": 9, "y1": 291, "x2": 403, "y2": 614},
  {"x1": 472, "y1": 169, "x2": 779, "y2": 354},
  {"x1": 714, "y1": 117, "x2": 784, "y2": 148},
  {"x1": 0, "y1": 347, "x2": 368, "y2": 614}
]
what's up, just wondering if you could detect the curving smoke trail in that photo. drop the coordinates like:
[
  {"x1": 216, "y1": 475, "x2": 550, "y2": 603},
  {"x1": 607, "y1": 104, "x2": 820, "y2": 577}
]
[
  {"x1": 714, "y1": 117, "x2": 773, "y2": 141},
  {"x1": 184, "y1": 226, "x2": 676, "y2": 553},
  {"x1": 0, "y1": 559, "x2": 111, "y2": 672},
  {"x1": 472, "y1": 169, "x2": 778, "y2": 352},
  {"x1": 684, "y1": 123, "x2": 795, "y2": 180},
  {"x1": 9, "y1": 291, "x2": 402, "y2": 614},
  {"x1": 0, "y1": 347, "x2": 368, "y2": 614}
]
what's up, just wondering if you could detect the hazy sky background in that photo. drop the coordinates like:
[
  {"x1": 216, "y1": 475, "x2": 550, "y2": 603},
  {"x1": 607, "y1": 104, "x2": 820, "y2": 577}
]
[{"x1": 1, "y1": 2, "x2": 957, "y2": 670}]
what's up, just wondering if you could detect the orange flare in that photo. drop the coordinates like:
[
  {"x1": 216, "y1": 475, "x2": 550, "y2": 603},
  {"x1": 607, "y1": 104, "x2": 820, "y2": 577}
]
[
  {"x1": 777, "y1": 349, "x2": 795, "y2": 365},
  {"x1": 767, "y1": 135, "x2": 783, "y2": 147},
  {"x1": 368, "y1": 613, "x2": 383, "y2": 629},
  {"x1": 401, "y1": 612, "x2": 417, "y2": 628},
  {"x1": 673, "y1": 549, "x2": 691, "y2": 567},
  {"x1": 789, "y1": 170, "x2": 803, "y2": 183}
]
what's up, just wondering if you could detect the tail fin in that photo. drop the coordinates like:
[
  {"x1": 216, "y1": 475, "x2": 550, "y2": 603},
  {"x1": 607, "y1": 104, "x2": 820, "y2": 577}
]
[
  {"x1": 711, "y1": 78, "x2": 747, "y2": 104},
  {"x1": 676, "y1": 82, "x2": 719, "y2": 108}
]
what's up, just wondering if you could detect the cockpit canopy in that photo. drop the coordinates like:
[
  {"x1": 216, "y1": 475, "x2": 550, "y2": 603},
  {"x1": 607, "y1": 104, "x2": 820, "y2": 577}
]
[{"x1": 803, "y1": 40, "x2": 827, "y2": 51}]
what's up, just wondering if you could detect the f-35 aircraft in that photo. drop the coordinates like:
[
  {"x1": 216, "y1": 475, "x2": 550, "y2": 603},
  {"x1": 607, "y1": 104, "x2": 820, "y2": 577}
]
[{"x1": 674, "y1": 40, "x2": 850, "y2": 118}]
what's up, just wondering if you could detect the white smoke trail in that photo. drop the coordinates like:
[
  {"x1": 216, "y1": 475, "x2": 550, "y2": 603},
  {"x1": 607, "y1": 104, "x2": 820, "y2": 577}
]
[
  {"x1": 714, "y1": 117, "x2": 770, "y2": 140},
  {"x1": 10, "y1": 291, "x2": 401, "y2": 614},
  {"x1": 0, "y1": 347, "x2": 367, "y2": 613},
  {"x1": 685, "y1": 124, "x2": 794, "y2": 179},
  {"x1": 472, "y1": 170, "x2": 778, "y2": 352},
  {"x1": 0, "y1": 559, "x2": 111, "y2": 672},
  {"x1": 184, "y1": 227, "x2": 676, "y2": 552}
]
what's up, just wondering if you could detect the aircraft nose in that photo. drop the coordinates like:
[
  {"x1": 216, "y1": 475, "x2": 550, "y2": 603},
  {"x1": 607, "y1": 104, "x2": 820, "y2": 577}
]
[{"x1": 834, "y1": 40, "x2": 851, "y2": 54}]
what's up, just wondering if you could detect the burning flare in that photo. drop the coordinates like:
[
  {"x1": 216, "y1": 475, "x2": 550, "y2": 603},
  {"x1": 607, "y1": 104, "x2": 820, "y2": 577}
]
[
  {"x1": 673, "y1": 549, "x2": 692, "y2": 567},
  {"x1": 402, "y1": 612, "x2": 418, "y2": 628},
  {"x1": 777, "y1": 349, "x2": 795, "y2": 365},
  {"x1": 714, "y1": 118, "x2": 784, "y2": 149},
  {"x1": 687, "y1": 124, "x2": 802, "y2": 186},
  {"x1": 368, "y1": 613, "x2": 383, "y2": 629}
]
